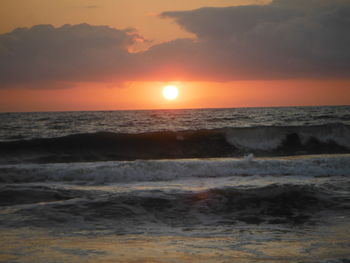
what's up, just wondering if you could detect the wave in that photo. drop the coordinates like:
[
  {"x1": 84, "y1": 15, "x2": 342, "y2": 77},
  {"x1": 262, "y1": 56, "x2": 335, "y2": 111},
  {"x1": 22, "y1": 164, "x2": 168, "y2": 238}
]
[
  {"x1": 0, "y1": 155, "x2": 349, "y2": 184},
  {"x1": 0, "y1": 124, "x2": 349, "y2": 164},
  {"x1": 0, "y1": 185, "x2": 77, "y2": 206},
  {"x1": 1, "y1": 183, "x2": 348, "y2": 229},
  {"x1": 225, "y1": 123, "x2": 350, "y2": 151}
]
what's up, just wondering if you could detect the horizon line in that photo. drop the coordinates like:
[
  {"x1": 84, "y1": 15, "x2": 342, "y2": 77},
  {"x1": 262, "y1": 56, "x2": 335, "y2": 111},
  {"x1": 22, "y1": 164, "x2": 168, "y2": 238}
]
[{"x1": 0, "y1": 104, "x2": 349, "y2": 114}]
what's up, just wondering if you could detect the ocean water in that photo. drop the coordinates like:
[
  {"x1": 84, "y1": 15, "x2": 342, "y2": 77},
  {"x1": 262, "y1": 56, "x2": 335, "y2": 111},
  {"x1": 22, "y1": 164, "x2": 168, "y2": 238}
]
[{"x1": 0, "y1": 106, "x2": 350, "y2": 263}]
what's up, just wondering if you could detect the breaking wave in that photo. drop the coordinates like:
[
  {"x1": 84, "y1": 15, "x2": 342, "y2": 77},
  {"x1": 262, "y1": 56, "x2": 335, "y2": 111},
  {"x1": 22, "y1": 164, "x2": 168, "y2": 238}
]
[{"x1": 0, "y1": 124, "x2": 349, "y2": 163}]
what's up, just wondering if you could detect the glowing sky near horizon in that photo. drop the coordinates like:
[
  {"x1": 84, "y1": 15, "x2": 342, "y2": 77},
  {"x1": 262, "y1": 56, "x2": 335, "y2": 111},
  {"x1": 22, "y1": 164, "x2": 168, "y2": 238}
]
[{"x1": 0, "y1": 0, "x2": 349, "y2": 111}]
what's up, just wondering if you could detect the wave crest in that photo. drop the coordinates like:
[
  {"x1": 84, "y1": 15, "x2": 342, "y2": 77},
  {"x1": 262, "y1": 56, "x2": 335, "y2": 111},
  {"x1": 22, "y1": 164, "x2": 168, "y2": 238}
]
[{"x1": 0, "y1": 124, "x2": 349, "y2": 163}]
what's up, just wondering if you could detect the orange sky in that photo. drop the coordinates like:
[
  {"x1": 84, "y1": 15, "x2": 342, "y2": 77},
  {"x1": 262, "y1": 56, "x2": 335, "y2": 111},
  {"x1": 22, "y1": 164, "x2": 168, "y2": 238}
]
[
  {"x1": 1, "y1": 80, "x2": 349, "y2": 112},
  {"x1": 0, "y1": 0, "x2": 349, "y2": 112}
]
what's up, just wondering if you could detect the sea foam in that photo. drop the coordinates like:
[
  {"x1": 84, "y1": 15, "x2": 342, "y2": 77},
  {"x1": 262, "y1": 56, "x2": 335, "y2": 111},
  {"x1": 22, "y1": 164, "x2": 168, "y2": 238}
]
[{"x1": 0, "y1": 155, "x2": 349, "y2": 184}]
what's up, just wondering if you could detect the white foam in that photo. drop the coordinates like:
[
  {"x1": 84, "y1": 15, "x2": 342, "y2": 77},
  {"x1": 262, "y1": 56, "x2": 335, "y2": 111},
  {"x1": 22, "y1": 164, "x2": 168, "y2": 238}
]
[
  {"x1": 225, "y1": 127, "x2": 285, "y2": 150},
  {"x1": 0, "y1": 155, "x2": 349, "y2": 184},
  {"x1": 225, "y1": 125, "x2": 350, "y2": 150}
]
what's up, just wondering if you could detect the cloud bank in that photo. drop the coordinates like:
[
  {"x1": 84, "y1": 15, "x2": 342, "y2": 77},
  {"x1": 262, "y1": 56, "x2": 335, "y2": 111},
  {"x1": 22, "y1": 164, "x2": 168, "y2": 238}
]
[
  {"x1": 0, "y1": 24, "x2": 141, "y2": 86},
  {"x1": 154, "y1": 0, "x2": 350, "y2": 80},
  {"x1": 0, "y1": 0, "x2": 350, "y2": 87}
]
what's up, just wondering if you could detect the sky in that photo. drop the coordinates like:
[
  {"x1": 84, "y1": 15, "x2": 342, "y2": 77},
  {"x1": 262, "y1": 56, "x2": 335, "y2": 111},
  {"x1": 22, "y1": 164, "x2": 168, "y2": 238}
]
[{"x1": 0, "y1": 0, "x2": 349, "y2": 111}]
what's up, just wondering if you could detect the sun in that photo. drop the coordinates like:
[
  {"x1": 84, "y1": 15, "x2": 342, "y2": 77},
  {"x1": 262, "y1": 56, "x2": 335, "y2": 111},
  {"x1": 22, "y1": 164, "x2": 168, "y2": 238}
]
[{"x1": 162, "y1": 85, "x2": 179, "y2": 100}]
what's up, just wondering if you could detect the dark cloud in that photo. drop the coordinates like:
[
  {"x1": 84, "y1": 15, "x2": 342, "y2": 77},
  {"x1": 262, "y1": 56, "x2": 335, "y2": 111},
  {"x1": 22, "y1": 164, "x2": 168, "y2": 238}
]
[
  {"x1": 0, "y1": 0, "x2": 350, "y2": 87},
  {"x1": 0, "y1": 24, "x2": 142, "y2": 86},
  {"x1": 155, "y1": 0, "x2": 350, "y2": 80}
]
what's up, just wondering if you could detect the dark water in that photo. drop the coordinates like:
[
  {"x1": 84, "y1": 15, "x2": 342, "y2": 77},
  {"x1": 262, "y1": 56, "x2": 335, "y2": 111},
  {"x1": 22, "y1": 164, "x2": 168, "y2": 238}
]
[
  {"x1": 0, "y1": 106, "x2": 349, "y2": 263},
  {"x1": 1, "y1": 106, "x2": 350, "y2": 141},
  {"x1": 0, "y1": 106, "x2": 349, "y2": 164}
]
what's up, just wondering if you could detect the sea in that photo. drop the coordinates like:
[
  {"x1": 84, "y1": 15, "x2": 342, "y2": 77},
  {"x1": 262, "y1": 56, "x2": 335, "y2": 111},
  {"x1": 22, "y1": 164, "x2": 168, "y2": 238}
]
[{"x1": 0, "y1": 106, "x2": 349, "y2": 263}]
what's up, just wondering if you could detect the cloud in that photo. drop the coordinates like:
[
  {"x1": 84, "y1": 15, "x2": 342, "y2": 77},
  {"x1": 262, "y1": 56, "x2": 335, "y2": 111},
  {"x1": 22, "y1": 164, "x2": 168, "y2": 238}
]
[
  {"x1": 0, "y1": 0, "x2": 350, "y2": 88},
  {"x1": 153, "y1": 0, "x2": 350, "y2": 80},
  {"x1": 0, "y1": 24, "x2": 142, "y2": 86}
]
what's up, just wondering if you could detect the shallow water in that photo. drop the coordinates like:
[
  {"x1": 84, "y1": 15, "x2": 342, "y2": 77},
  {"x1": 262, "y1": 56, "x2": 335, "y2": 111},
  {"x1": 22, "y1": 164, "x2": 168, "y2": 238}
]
[
  {"x1": 1, "y1": 221, "x2": 349, "y2": 263},
  {"x1": 1, "y1": 155, "x2": 350, "y2": 262}
]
